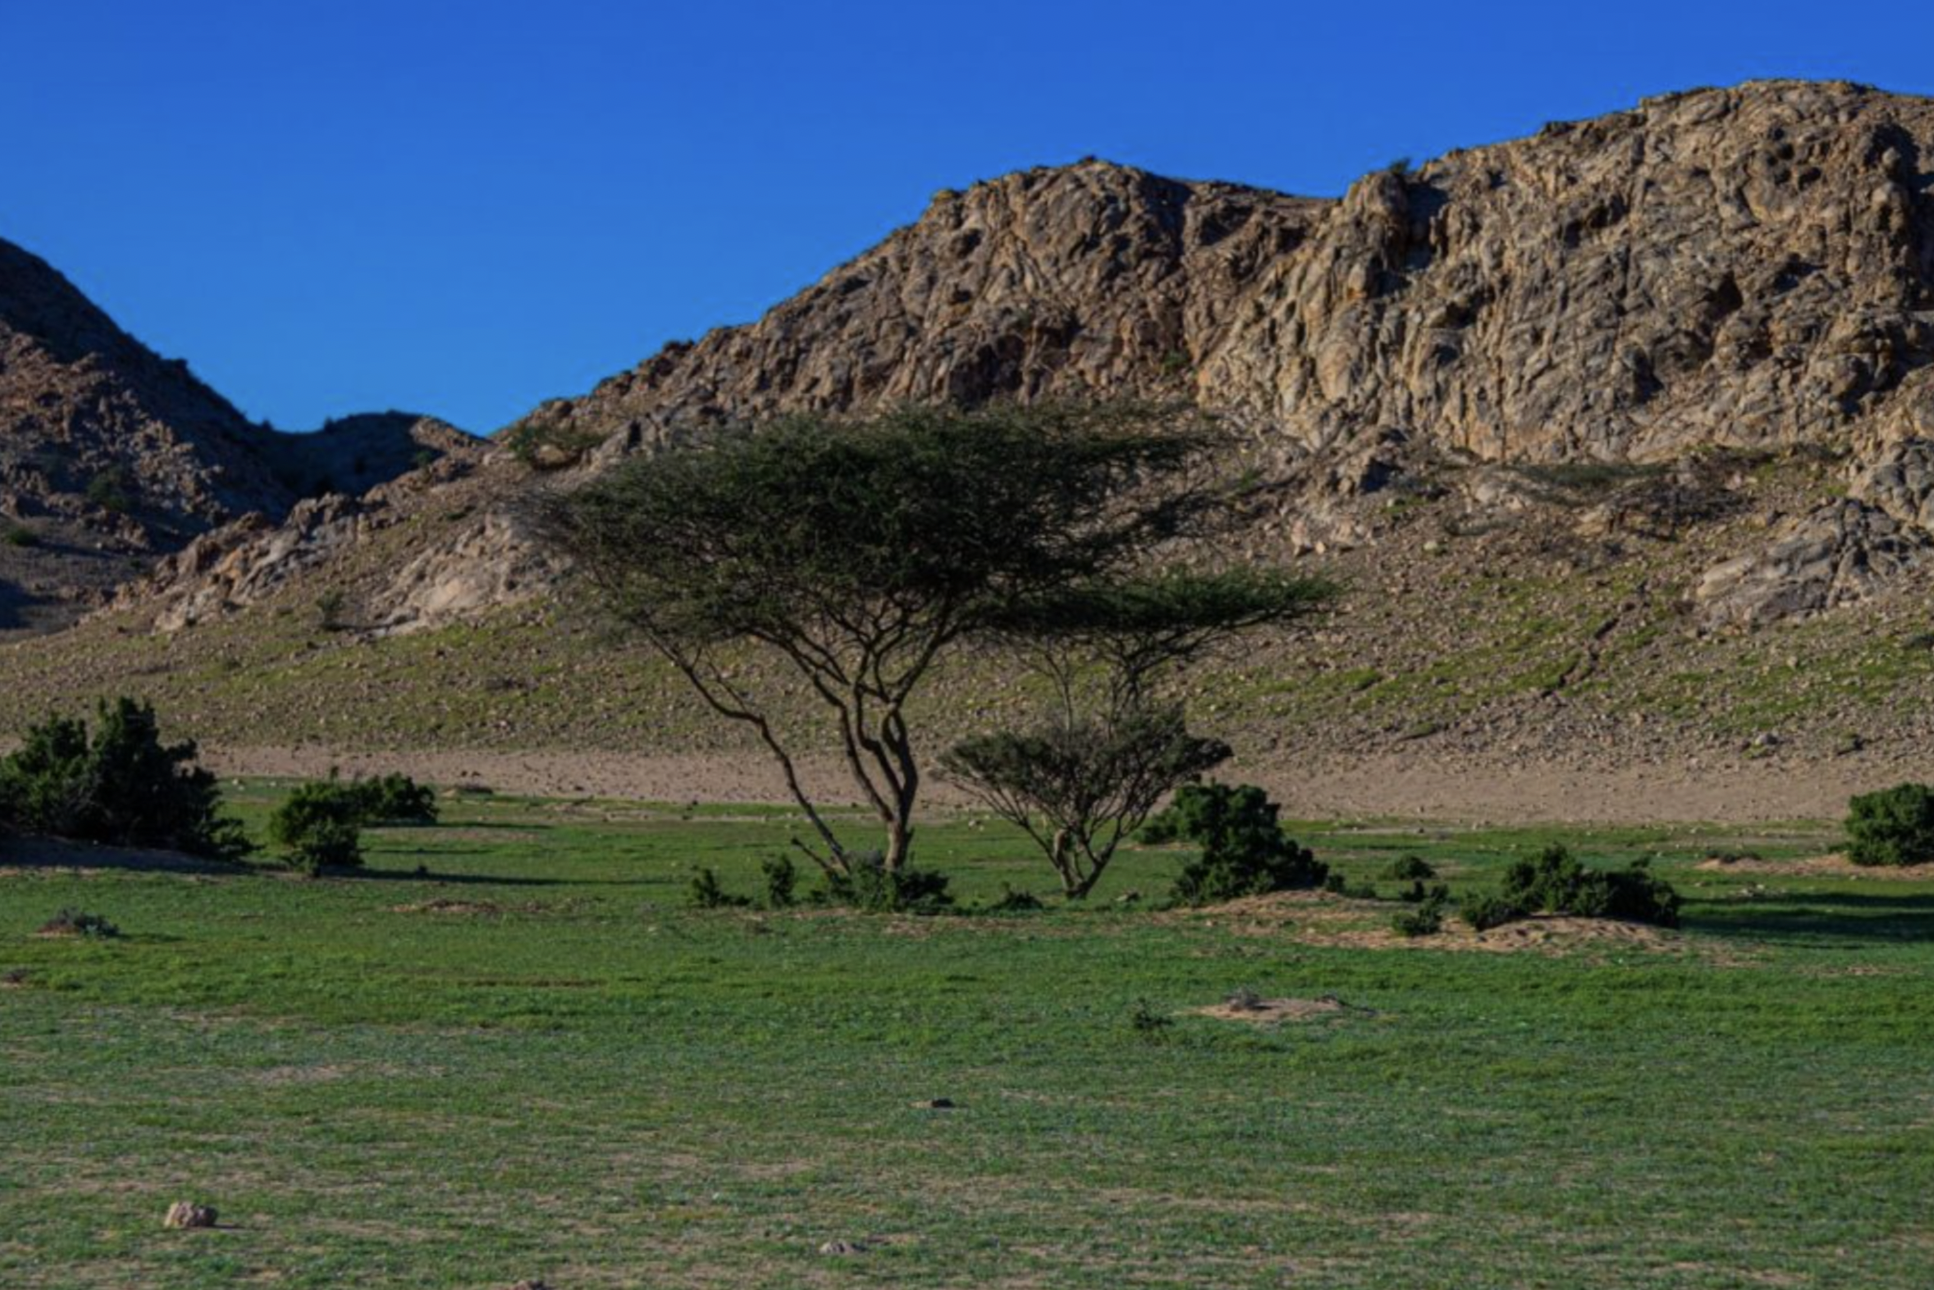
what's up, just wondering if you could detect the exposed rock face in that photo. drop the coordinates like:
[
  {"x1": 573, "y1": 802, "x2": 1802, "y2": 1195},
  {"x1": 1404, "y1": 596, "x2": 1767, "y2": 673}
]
[
  {"x1": 0, "y1": 238, "x2": 284, "y2": 535},
  {"x1": 535, "y1": 166, "x2": 1325, "y2": 451},
  {"x1": 120, "y1": 450, "x2": 508, "y2": 633},
  {"x1": 96, "y1": 80, "x2": 1934, "y2": 636},
  {"x1": 523, "y1": 80, "x2": 1933, "y2": 479},
  {"x1": 0, "y1": 236, "x2": 478, "y2": 629},
  {"x1": 1693, "y1": 437, "x2": 1934, "y2": 625},
  {"x1": 1205, "y1": 83, "x2": 1934, "y2": 464}
]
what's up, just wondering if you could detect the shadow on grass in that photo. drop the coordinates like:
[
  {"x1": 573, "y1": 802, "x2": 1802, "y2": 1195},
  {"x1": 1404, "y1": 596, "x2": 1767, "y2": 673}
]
[
  {"x1": 327, "y1": 866, "x2": 562, "y2": 887},
  {"x1": 1685, "y1": 891, "x2": 1934, "y2": 944},
  {"x1": 0, "y1": 836, "x2": 251, "y2": 876}
]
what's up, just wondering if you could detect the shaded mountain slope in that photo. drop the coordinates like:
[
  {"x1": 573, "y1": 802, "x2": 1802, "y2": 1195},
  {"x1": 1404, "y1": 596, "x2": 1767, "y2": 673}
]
[{"x1": 0, "y1": 236, "x2": 478, "y2": 631}]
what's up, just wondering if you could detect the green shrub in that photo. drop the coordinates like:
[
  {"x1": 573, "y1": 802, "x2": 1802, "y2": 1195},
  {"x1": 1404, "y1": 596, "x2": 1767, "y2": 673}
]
[
  {"x1": 2, "y1": 524, "x2": 39, "y2": 548},
  {"x1": 1461, "y1": 892, "x2": 1525, "y2": 932},
  {"x1": 0, "y1": 699, "x2": 249, "y2": 859},
  {"x1": 349, "y1": 773, "x2": 438, "y2": 825},
  {"x1": 267, "y1": 780, "x2": 366, "y2": 875},
  {"x1": 504, "y1": 412, "x2": 607, "y2": 469},
  {"x1": 1386, "y1": 854, "x2": 1436, "y2": 881},
  {"x1": 689, "y1": 866, "x2": 751, "y2": 909},
  {"x1": 1129, "y1": 998, "x2": 1172, "y2": 1037},
  {"x1": 316, "y1": 590, "x2": 349, "y2": 632},
  {"x1": 1145, "y1": 784, "x2": 1327, "y2": 907},
  {"x1": 1476, "y1": 845, "x2": 1681, "y2": 928},
  {"x1": 815, "y1": 856, "x2": 953, "y2": 913},
  {"x1": 760, "y1": 856, "x2": 798, "y2": 909},
  {"x1": 985, "y1": 883, "x2": 1045, "y2": 914},
  {"x1": 85, "y1": 466, "x2": 133, "y2": 514},
  {"x1": 37, "y1": 908, "x2": 120, "y2": 939},
  {"x1": 1845, "y1": 783, "x2": 1934, "y2": 866},
  {"x1": 1320, "y1": 872, "x2": 1377, "y2": 899},
  {"x1": 1392, "y1": 885, "x2": 1451, "y2": 937}
]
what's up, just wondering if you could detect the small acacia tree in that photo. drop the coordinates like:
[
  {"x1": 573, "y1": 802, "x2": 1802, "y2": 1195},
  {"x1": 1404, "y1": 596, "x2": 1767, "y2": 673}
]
[
  {"x1": 528, "y1": 402, "x2": 1231, "y2": 878},
  {"x1": 942, "y1": 568, "x2": 1334, "y2": 897}
]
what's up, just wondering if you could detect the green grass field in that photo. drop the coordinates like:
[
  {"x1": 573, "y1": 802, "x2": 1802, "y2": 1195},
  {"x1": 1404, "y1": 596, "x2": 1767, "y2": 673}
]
[{"x1": 3, "y1": 787, "x2": 1931, "y2": 1287}]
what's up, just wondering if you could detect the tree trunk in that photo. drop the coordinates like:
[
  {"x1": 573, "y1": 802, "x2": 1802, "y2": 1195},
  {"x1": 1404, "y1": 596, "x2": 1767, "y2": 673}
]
[{"x1": 883, "y1": 813, "x2": 914, "y2": 874}]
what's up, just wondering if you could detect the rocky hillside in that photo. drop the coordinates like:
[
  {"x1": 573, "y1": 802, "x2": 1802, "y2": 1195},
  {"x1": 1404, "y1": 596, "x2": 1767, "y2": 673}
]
[
  {"x1": 16, "y1": 79, "x2": 1934, "y2": 771},
  {"x1": 0, "y1": 236, "x2": 478, "y2": 632}
]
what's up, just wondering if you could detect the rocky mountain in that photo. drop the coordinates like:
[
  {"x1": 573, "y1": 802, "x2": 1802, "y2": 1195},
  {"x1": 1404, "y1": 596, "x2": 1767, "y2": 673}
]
[
  {"x1": 15, "y1": 79, "x2": 1934, "y2": 769},
  {"x1": 0, "y1": 236, "x2": 479, "y2": 632}
]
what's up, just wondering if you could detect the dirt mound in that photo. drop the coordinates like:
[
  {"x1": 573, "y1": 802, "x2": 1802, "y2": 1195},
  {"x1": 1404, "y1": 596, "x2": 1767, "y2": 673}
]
[
  {"x1": 1695, "y1": 852, "x2": 1934, "y2": 878},
  {"x1": 388, "y1": 899, "x2": 544, "y2": 916},
  {"x1": 1180, "y1": 890, "x2": 1684, "y2": 957},
  {"x1": 1192, "y1": 994, "x2": 1360, "y2": 1024}
]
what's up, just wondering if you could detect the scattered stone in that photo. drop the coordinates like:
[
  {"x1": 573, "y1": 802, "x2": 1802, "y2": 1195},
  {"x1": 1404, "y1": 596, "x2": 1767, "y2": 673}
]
[
  {"x1": 819, "y1": 1239, "x2": 870, "y2": 1256},
  {"x1": 162, "y1": 1201, "x2": 217, "y2": 1229}
]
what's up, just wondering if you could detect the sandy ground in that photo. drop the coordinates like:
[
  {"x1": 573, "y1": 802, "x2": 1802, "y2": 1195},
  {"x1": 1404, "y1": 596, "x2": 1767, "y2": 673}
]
[{"x1": 194, "y1": 744, "x2": 1934, "y2": 824}]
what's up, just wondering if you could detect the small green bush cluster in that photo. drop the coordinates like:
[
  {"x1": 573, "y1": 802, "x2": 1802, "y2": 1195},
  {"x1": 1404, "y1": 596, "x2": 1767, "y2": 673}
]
[
  {"x1": 985, "y1": 883, "x2": 1045, "y2": 914},
  {"x1": 760, "y1": 856, "x2": 798, "y2": 909},
  {"x1": 349, "y1": 773, "x2": 438, "y2": 825},
  {"x1": 1845, "y1": 783, "x2": 1934, "y2": 867},
  {"x1": 263, "y1": 772, "x2": 437, "y2": 875},
  {"x1": 1392, "y1": 885, "x2": 1451, "y2": 937},
  {"x1": 1386, "y1": 855, "x2": 1436, "y2": 881},
  {"x1": 1145, "y1": 784, "x2": 1327, "y2": 906},
  {"x1": 1128, "y1": 998, "x2": 1172, "y2": 1037},
  {"x1": 0, "y1": 698, "x2": 249, "y2": 860},
  {"x1": 689, "y1": 866, "x2": 752, "y2": 909},
  {"x1": 1465, "y1": 845, "x2": 1680, "y2": 930},
  {"x1": 503, "y1": 412, "x2": 607, "y2": 469},
  {"x1": 2, "y1": 523, "x2": 39, "y2": 548},
  {"x1": 267, "y1": 781, "x2": 366, "y2": 875},
  {"x1": 38, "y1": 908, "x2": 120, "y2": 939},
  {"x1": 684, "y1": 854, "x2": 953, "y2": 913},
  {"x1": 85, "y1": 466, "x2": 133, "y2": 514},
  {"x1": 1461, "y1": 892, "x2": 1523, "y2": 932},
  {"x1": 818, "y1": 857, "x2": 954, "y2": 913}
]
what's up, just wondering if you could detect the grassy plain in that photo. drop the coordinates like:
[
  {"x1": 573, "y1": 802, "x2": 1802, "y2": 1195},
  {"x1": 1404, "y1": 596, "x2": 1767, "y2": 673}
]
[{"x1": 2, "y1": 786, "x2": 1931, "y2": 1287}]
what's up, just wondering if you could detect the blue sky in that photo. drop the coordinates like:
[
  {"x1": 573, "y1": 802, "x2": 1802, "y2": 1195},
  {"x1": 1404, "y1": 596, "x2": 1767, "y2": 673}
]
[{"x1": 4, "y1": 0, "x2": 1931, "y2": 434}]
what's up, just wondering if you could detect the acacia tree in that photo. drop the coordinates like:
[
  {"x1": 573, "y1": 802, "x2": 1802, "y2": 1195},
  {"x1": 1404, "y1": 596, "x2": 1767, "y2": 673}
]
[
  {"x1": 942, "y1": 569, "x2": 1334, "y2": 897},
  {"x1": 527, "y1": 402, "x2": 1226, "y2": 878}
]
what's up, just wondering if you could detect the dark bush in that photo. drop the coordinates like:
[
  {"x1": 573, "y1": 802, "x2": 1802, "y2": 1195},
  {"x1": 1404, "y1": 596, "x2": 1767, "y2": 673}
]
[
  {"x1": 0, "y1": 699, "x2": 250, "y2": 860},
  {"x1": 37, "y1": 908, "x2": 120, "y2": 939},
  {"x1": 1472, "y1": 845, "x2": 1681, "y2": 929},
  {"x1": 349, "y1": 773, "x2": 438, "y2": 825},
  {"x1": 1386, "y1": 854, "x2": 1436, "y2": 881},
  {"x1": 1319, "y1": 872, "x2": 1377, "y2": 899},
  {"x1": 1461, "y1": 892, "x2": 1525, "y2": 932},
  {"x1": 985, "y1": 883, "x2": 1045, "y2": 914},
  {"x1": 316, "y1": 590, "x2": 349, "y2": 632},
  {"x1": 504, "y1": 412, "x2": 607, "y2": 469},
  {"x1": 1146, "y1": 784, "x2": 1327, "y2": 906},
  {"x1": 1845, "y1": 783, "x2": 1934, "y2": 867},
  {"x1": 2, "y1": 524, "x2": 39, "y2": 548},
  {"x1": 1392, "y1": 885, "x2": 1451, "y2": 937},
  {"x1": 689, "y1": 866, "x2": 751, "y2": 909},
  {"x1": 760, "y1": 856, "x2": 798, "y2": 909},
  {"x1": 815, "y1": 855, "x2": 953, "y2": 913},
  {"x1": 85, "y1": 466, "x2": 133, "y2": 514},
  {"x1": 1129, "y1": 998, "x2": 1172, "y2": 1037},
  {"x1": 267, "y1": 780, "x2": 366, "y2": 875}
]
